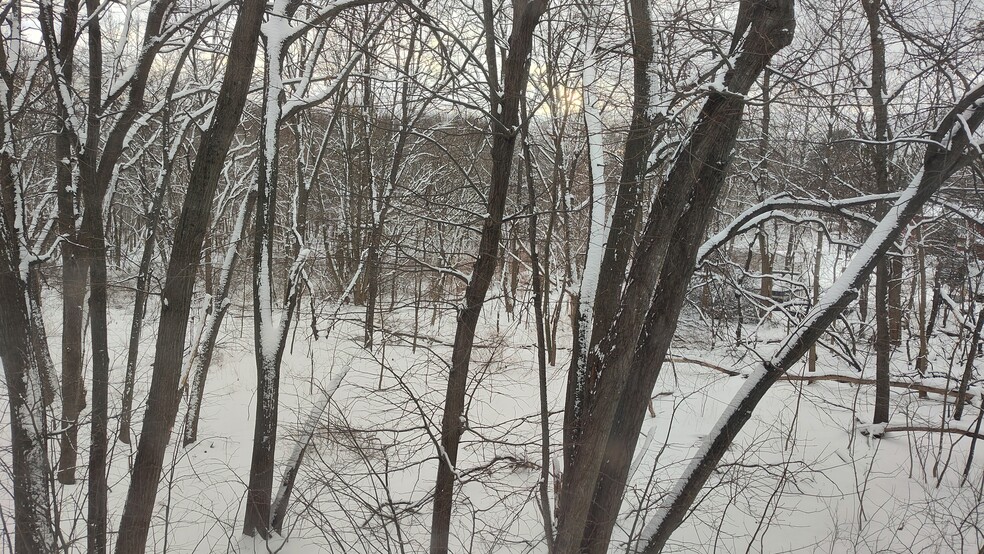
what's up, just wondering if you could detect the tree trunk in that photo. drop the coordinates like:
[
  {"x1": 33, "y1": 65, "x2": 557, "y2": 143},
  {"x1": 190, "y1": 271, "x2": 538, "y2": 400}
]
[
  {"x1": 115, "y1": 0, "x2": 266, "y2": 548},
  {"x1": 863, "y1": 0, "x2": 893, "y2": 426},
  {"x1": 953, "y1": 306, "x2": 984, "y2": 421},
  {"x1": 183, "y1": 190, "x2": 256, "y2": 446},
  {"x1": 555, "y1": 3, "x2": 796, "y2": 551},
  {"x1": 120, "y1": 125, "x2": 183, "y2": 444},
  {"x1": 564, "y1": 0, "x2": 655, "y2": 475},
  {"x1": 521, "y1": 99, "x2": 555, "y2": 550},
  {"x1": 0, "y1": 127, "x2": 57, "y2": 554},
  {"x1": 429, "y1": 2, "x2": 547, "y2": 551}
]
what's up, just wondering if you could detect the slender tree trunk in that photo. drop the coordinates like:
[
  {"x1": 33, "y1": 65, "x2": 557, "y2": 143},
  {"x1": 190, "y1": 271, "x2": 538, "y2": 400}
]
[
  {"x1": 927, "y1": 263, "x2": 943, "y2": 336},
  {"x1": 183, "y1": 190, "x2": 256, "y2": 446},
  {"x1": 915, "y1": 224, "x2": 929, "y2": 398},
  {"x1": 521, "y1": 99, "x2": 554, "y2": 551},
  {"x1": 874, "y1": 260, "x2": 892, "y2": 424},
  {"x1": 115, "y1": 0, "x2": 266, "y2": 548},
  {"x1": 808, "y1": 230, "x2": 824, "y2": 374},
  {"x1": 429, "y1": 2, "x2": 547, "y2": 551},
  {"x1": 954, "y1": 306, "x2": 984, "y2": 420},
  {"x1": 76, "y1": 4, "x2": 111, "y2": 547},
  {"x1": 863, "y1": 0, "x2": 894, "y2": 426}
]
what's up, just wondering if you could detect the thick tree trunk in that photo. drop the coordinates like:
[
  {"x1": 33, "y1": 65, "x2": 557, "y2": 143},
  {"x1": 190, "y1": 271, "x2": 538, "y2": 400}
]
[
  {"x1": 120, "y1": 145, "x2": 176, "y2": 444},
  {"x1": 0, "y1": 144, "x2": 57, "y2": 554},
  {"x1": 429, "y1": 2, "x2": 547, "y2": 551},
  {"x1": 564, "y1": 0, "x2": 655, "y2": 475},
  {"x1": 555, "y1": 3, "x2": 796, "y2": 552},
  {"x1": 115, "y1": 0, "x2": 266, "y2": 549},
  {"x1": 42, "y1": 0, "x2": 87, "y2": 484},
  {"x1": 57, "y1": 250, "x2": 86, "y2": 484},
  {"x1": 0, "y1": 247, "x2": 57, "y2": 554},
  {"x1": 77, "y1": 4, "x2": 112, "y2": 547}
]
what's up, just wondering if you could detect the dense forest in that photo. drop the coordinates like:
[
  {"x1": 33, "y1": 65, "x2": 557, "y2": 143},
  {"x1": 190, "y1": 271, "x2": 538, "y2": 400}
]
[{"x1": 1, "y1": 0, "x2": 984, "y2": 551}]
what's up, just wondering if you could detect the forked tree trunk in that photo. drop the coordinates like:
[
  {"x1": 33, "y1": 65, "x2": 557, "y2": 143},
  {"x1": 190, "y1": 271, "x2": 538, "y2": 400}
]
[
  {"x1": 0, "y1": 244, "x2": 57, "y2": 554},
  {"x1": 564, "y1": 0, "x2": 654, "y2": 477},
  {"x1": 0, "y1": 120, "x2": 57, "y2": 554},
  {"x1": 429, "y1": 1, "x2": 548, "y2": 551},
  {"x1": 555, "y1": 3, "x2": 796, "y2": 552}
]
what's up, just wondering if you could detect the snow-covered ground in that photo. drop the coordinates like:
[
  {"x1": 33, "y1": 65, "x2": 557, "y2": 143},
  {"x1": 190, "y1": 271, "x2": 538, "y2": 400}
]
[{"x1": 1, "y1": 292, "x2": 982, "y2": 553}]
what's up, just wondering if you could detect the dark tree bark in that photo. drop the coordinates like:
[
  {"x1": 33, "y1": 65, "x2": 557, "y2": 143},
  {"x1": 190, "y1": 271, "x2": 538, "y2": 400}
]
[
  {"x1": 862, "y1": 0, "x2": 894, "y2": 426},
  {"x1": 38, "y1": 0, "x2": 87, "y2": 485},
  {"x1": 563, "y1": 0, "x2": 656, "y2": 469},
  {"x1": 76, "y1": 1, "x2": 112, "y2": 547},
  {"x1": 115, "y1": 0, "x2": 266, "y2": 549},
  {"x1": 520, "y1": 97, "x2": 555, "y2": 550},
  {"x1": 121, "y1": 27, "x2": 206, "y2": 442},
  {"x1": 554, "y1": 2, "x2": 796, "y2": 552},
  {"x1": 0, "y1": 230, "x2": 56, "y2": 554},
  {"x1": 429, "y1": 1, "x2": 548, "y2": 551}
]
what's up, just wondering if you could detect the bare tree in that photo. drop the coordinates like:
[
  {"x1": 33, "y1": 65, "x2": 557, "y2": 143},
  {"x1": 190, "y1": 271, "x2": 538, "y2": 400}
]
[
  {"x1": 429, "y1": 0, "x2": 549, "y2": 551},
  {"x1": 115, "y1": 0, "x2": 267, "y2": 549},
  {"x1": 555, "y1": 1, "x2": 796, "y2": 551}
]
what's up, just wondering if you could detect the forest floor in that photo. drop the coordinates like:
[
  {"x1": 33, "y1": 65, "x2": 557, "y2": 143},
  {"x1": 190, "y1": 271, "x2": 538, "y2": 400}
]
[{"x1": 1, "y1": 292, "x2": 983, "y2": 553}]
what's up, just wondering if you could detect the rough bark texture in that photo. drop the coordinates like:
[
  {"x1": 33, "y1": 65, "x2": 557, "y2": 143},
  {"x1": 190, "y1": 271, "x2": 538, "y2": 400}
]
[
  {"x1": 429, "y1": 1, "x2": 547, "y2": 551},
  {"x1": 0, "y1": 159, "x2": 57, "y2": 554},
  {"x1": 563, "y1": 0, "x2": 655, "y2": 470},
  {"x1": 554, "y1": 2, "x2": 796, "y2": 552},
  {"x1": 115, "y1": 0, "x2": 266, "y2": 549},
  {"x1": 40, "y1": 0, "x2": 88, "y2": 485}
]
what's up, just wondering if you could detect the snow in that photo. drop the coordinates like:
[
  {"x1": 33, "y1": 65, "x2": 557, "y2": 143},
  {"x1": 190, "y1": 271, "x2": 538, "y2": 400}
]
[
  {"x1": 2, "y1": 292, "x2": 982, "y2": 553},
  {"x1": 572, "y1": 19, "x2": 611, "y2": 421}
]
